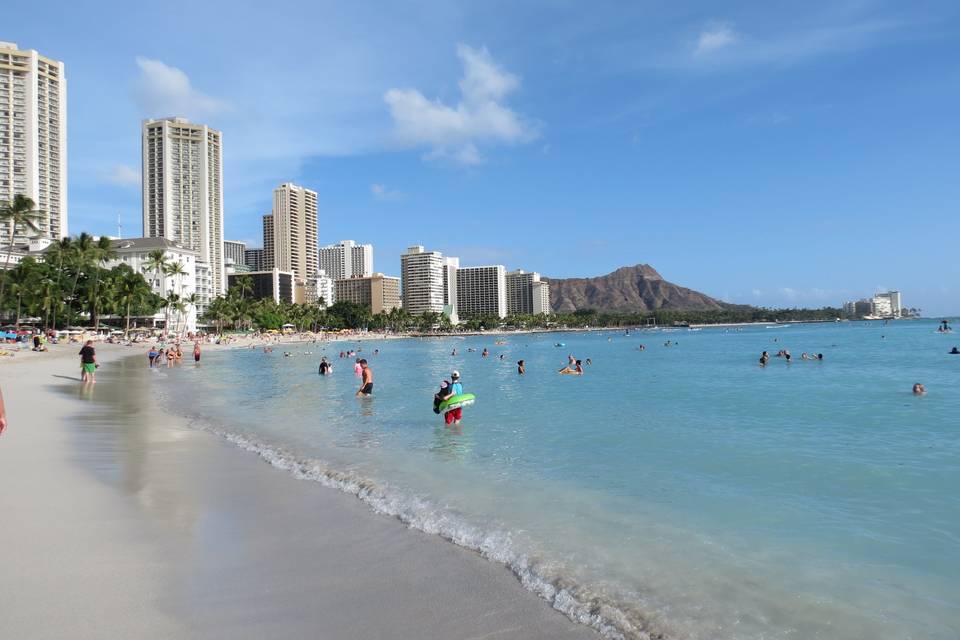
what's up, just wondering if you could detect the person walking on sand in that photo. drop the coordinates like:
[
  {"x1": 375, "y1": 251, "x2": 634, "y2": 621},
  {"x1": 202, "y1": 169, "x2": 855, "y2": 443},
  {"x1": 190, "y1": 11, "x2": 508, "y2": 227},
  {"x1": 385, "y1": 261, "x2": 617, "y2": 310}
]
[
  {"x1": 79, "y1": 340, "x2": 97, "y2": 384},
  {"x1": 0, "y1": 385, "x2": 7, "y2": 435},
  {"x1": 356, "y1": 359, "x2": 373, "y2": 397}
]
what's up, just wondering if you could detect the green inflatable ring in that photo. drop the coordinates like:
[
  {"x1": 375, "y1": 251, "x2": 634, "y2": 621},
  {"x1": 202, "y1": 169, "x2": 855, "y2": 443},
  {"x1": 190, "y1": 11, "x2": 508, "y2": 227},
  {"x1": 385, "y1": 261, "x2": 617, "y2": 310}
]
[{"x1": 438, "y1": 393, "x2": 476, "y2": 412}]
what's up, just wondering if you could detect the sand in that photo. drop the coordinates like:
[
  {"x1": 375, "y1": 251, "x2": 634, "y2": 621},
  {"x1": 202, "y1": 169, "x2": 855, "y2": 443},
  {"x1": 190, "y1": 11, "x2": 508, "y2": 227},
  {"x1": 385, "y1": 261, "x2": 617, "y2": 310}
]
[{"x1": 0, "y1": 346, "x2": 597, "y2": 639}]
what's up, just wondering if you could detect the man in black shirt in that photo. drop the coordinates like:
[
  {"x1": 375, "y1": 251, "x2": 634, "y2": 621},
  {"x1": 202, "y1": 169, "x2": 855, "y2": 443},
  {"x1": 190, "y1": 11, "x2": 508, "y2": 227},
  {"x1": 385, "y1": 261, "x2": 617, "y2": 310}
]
[{"x1": 79, "y1": 340, "x2": 97, "y2": 384}]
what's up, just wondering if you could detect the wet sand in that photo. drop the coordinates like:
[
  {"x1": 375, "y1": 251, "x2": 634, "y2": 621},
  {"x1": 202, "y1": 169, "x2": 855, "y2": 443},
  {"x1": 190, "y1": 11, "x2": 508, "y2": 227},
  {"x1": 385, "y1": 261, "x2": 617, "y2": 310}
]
[{"x1": 0, "y1": 350, "x2": 596, "y2": 639}]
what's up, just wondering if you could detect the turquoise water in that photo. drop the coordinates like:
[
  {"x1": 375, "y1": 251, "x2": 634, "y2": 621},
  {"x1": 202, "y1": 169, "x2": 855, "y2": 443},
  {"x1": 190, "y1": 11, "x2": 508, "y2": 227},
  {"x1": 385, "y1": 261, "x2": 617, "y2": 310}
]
[{"x1": 159, "y1": 320, "x2": 960, "y2": 639}]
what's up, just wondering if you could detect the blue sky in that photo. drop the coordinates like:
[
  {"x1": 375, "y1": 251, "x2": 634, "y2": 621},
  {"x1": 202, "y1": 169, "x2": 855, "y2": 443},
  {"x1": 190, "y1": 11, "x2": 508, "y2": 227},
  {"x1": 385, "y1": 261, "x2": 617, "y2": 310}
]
[{"x1": 9, "y1": 0, "x2": 960, "y2": 314}]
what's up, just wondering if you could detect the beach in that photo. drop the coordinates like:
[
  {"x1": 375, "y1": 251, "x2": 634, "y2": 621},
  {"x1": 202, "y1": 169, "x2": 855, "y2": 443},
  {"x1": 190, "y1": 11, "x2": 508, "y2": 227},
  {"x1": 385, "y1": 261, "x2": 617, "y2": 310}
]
[{"x1": 0, "y1": 345, "x2": 596, "y2": 639}]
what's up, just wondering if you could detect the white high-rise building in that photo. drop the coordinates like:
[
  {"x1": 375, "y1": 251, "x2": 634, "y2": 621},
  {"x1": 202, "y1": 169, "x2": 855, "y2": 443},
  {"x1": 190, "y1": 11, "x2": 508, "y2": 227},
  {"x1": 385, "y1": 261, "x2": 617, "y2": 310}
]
[
  {"x1": 871, "y1": 291, "x2": 902, "y2": 318},
  {"x1": 457, "y1": 265, "x2": 507, "y2": 319},
  {"x1": 142, "y1": 117, "x2": 225, "y2": 307},
  {"x1": 223, "y1": 239, "x2": 246, "y2": 268},
  {"x1": 0, "y1": 42, "x2": 67, "y2": 240},
  {"x1": 400, "y1": 245, "x2": 446, "y2": 315},
  {"x1": 269, "y1": 183, "x2": 318, "y2": 283},
  {"x1": 318, "y1": 239, "x2": 373, "y2": 281},
  {"x1": 442, "y1": 256, "x2": 459, "y2": 323},
  {"x1": 532, "y1": 279, "x2": 551, "y2": 315}
]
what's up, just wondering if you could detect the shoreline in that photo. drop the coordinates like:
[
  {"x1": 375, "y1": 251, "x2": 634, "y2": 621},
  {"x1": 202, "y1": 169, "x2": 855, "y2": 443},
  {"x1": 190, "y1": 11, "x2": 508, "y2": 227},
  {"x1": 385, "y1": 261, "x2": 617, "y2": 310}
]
[{"x1": 0, "y1": 347, "x2": 597, "y2": 639}]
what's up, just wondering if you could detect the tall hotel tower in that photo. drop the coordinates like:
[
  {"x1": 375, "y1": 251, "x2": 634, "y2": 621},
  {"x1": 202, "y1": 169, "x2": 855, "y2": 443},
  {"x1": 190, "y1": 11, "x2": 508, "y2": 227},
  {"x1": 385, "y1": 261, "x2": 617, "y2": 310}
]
[
  {"x1": 142, "y1": 117, "x2": 225, "y2": 302},
  {"x1": 0, "y1": 42, "x2": 67, "y2": 240},
  {"x1": 268, "y1": 183, "x2": 318, "y2": 283},
  {"x1": 400, "y1": 245, "x2": 446, "y2": 316}
]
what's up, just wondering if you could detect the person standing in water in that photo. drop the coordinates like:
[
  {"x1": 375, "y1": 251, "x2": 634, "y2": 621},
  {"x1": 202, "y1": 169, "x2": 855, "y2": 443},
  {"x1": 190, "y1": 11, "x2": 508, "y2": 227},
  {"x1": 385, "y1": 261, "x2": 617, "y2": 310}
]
[
  {"x1": 356, "y1": 359, "x2": 373, "y2": 397},
  {"x1": 79, "y1": 340, "x2": 97, "y2": 383},
  {"x1": 517, "y1": 360, "x2": 525, "y2": 375},
  {"x1": 443, "y1": 370, "x2": 464, "y2": 425},
  {"x1": 193, "y1": 341, "x2": 201, "y2": 364},
  {"x1": 354, "y1": 358, "x2": 363, "y2": 377}
]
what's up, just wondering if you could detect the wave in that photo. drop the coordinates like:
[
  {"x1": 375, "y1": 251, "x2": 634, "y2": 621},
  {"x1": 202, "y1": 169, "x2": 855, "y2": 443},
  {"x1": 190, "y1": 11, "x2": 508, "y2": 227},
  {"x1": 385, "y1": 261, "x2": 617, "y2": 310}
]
[{"x1": 181, "y1": 416, "x2": 673, "y2": 640}]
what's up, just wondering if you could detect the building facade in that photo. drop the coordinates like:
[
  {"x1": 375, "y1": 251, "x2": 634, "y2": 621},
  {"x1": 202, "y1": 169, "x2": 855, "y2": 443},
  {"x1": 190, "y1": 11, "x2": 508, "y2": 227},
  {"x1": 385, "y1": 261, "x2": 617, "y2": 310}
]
[
  {"x1": 269, "y1": 183, "x2": 318, "y2": 283},
  {"x1": 107, "y1": 237, "x2": 199, "y2": 332},
  {"x1": 400, "y1": 245, "x2": 446, "y2": 316},
  {"x1": 505, "y1": 270, "x2": 551, "y2": 316},
  {"x1": 261, "y1": 213, "x2": 274, "y2": 269},
  {"x1": 228, "y1": 269, "x2": 294, "y2": 304},
  {"x1": 318, "y1": 239, "x2": 373, "y2": 281},
  {"x1": 532, "y1": 279, "x2": 551, "y2": 315},
  {"x1": 244, "y1": 247, "x2": 267, "y2": 271},
  {"x1": 334, "y1": 274, "x2": 401, "y2": 315},
  {"x1": 141, "y1": 117, "x2": 225, "y2": 307},
  {"x1": 0, "y1": 42, "x2": 67, "y2": 241},
  {"x1": 456, "y1": 265, "x2": 507, "y2": 319},
  {"x1": 223, "y1": 239, "x2": 246, "y2": 269},
  {"x1": 308, "y1": 270, "x2": 334, "y2": 307},
  {"x1": 442, "y1": 256, "x2": 459, "y2": 323}
]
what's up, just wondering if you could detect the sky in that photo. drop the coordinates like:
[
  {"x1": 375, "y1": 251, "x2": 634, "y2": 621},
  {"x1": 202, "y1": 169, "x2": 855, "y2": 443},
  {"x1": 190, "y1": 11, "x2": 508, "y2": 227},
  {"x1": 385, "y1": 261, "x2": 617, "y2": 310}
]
[{"x1": 8, "y1": 0, "x2": 960, "y2": 314}]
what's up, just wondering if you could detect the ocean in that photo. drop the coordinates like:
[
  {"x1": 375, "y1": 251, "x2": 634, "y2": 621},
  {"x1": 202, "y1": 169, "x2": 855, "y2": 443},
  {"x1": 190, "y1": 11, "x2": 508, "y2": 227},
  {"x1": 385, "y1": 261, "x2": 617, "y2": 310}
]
[{"x1": 157, "y1": 319, "x2": 960, "y2": 639}]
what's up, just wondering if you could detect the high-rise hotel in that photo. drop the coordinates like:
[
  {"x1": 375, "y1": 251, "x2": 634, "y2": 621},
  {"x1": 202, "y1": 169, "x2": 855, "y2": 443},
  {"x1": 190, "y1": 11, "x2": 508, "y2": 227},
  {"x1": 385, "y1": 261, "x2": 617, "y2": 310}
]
[
  {"x1": 0, "y1": 42, "x2": 67, "y2": 241},
  {"x1": 142, "y1": 117, "x2": 225, "y2": 306},
  {"x1": 319, "y1": 239, "x2": 373, "y2": 281},
  {"x1": 267, "y1": 183, "x2": 318, "y2": 283},
  {"x1": 400, "y1": 245, "x2": 446, "y2": 316}
]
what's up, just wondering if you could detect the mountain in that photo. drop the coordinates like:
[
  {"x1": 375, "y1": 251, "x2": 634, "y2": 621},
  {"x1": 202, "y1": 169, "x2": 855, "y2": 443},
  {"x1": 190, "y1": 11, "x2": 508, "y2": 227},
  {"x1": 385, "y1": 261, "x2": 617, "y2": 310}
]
[{"x1": 547, "y1": 264, "x2": 726, "y2": 313}]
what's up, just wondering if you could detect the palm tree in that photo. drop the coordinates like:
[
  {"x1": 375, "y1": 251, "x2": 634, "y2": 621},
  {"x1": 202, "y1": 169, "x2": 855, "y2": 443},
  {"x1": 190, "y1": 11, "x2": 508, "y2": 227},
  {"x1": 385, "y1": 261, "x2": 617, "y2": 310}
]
[
  {"x1": 0, "y1": 195, "x2": 44, "y2": 309},
  {"x1": 165, "y1": 260, "x2": 186, "y2": 293},
  {"x1": 114, "y1": 265, "x2": 153, "y2": 338},
  {"x1": 89, "y1": 236, "x2": 117, "y2": 330},
  {"x1": 183, "y1": 292, "x2": 200, "y2": 337},
  {"x1": 144, "y1": 250, "x2": 170, "y2": 328},
  {"x1": 231, "y1": 274, "x2": 253, "y2": 301},
  {"x1": 46, "y1": 236, "x2": 73, "y2": 329},
  {"x1": 66, "y1": 232, "x2": 96, "y2": 325},
  {"x1": 162, "y1": 292, "x2": 181, "y2": 336}
]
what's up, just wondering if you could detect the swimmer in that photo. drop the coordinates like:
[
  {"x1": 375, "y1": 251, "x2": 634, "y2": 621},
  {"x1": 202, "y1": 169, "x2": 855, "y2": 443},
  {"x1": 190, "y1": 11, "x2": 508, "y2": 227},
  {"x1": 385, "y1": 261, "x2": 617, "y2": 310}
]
[
  {"x1": 585, "y1": 358, "x2": 592, "y2": 366},
  {"x1": 913, "y1": 383, "x2": 925, "y2": 395},
  {"x1": 816, "y1": 353, "x2": 824, "y2": 360},
  {"x1": 481, "y1": 348, "x2": 489, "y2": 358},
  {"x1": 568, "y1": 354, "x2": 575, "y2": 366},
  {"x1": 759, "y1": 351, "x2": 769, "y2": 366},
  {"x1": 451, "y1": 348, "x2": 458, "y2": 356},
  {"x1": 950, "y1": 347, "x2": 959, "y2": 355},
  {"x1": 318, "y1": 357, "x2": 331, "y2": 375},
  {"x1": 517, "y1": 360, "x2": 525, "y2": 375},
  {"x1": 558, "y1": 360, "x2": 583, "y2": 375}
]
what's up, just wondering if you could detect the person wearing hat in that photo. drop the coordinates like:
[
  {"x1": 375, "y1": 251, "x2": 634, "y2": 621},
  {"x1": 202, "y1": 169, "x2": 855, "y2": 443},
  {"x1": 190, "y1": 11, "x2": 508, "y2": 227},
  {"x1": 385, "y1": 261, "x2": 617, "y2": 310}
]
[
  {"x1": 433, "y1": 380, "x2": 450, "y2": 414},
  {"x1": 445, "y1": 371, "x2": 464, "y2": 425}
]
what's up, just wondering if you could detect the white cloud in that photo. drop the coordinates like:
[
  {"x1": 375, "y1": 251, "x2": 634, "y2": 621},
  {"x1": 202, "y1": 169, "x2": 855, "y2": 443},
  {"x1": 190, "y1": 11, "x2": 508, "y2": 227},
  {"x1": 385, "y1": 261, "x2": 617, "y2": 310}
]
[
  {"x1": 384, "y1": 44, "x2": 538, "y2": 165},
  {"x1": 104, "y1": 163, "x2": 140, "y2": 187},
  {"x1": 695, "y1": 25, "x2": 738, "y2": 55},
  {"x1": 371, "y1": 183, "x2": 405, "y2": 202},
  {"x1": 133, "y1": 57, "x2": 229, "y2": 119}
]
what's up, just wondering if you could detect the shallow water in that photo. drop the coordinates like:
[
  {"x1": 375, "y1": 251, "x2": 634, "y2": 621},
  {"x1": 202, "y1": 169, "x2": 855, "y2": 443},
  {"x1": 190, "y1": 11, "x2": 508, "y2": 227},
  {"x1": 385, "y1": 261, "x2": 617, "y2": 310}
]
[{"x1": 158, "y1": 320, "x2": 960, "y2": 639}]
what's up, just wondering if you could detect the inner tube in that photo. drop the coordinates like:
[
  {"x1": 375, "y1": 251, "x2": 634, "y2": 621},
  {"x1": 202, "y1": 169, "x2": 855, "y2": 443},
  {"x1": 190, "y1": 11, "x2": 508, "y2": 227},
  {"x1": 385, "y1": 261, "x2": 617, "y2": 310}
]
[{"x1": 438, "y1": 393, "x2": 476, "y2": 412}]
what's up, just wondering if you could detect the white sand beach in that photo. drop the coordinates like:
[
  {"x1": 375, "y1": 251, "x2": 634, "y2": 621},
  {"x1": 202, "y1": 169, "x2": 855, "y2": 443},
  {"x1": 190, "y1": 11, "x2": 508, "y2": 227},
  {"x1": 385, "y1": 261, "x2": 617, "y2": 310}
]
[{"x1": 0, "y1": 345, "x2": 596, "y2": 639}]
